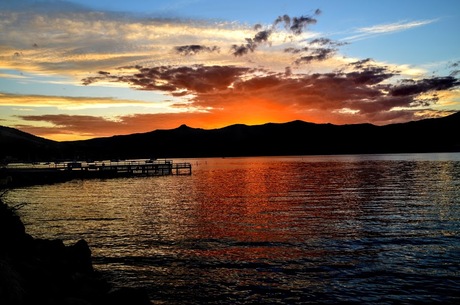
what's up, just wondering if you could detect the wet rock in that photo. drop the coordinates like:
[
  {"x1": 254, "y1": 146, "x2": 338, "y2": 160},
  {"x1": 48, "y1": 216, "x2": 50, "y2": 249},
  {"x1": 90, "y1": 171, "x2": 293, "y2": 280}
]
[
  {"x1": 0, "y1": 199, "x2": 152, "y2": 305},
  {"x1": 67, "y1": 239, "x2": 94, "y2": 274}
]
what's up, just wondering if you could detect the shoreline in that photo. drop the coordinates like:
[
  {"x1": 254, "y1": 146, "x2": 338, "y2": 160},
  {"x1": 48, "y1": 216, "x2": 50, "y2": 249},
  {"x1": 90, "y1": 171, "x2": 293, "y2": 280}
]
[{"x1": 0, "y1": 194, "x2": 152, "y2": 305}]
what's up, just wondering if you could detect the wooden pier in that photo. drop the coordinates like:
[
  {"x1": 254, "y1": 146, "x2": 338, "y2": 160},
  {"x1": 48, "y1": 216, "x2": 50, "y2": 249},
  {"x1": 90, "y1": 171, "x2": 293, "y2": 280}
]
[{"x1": 1, "y1": 159, "x2": 192, "y2": 187}]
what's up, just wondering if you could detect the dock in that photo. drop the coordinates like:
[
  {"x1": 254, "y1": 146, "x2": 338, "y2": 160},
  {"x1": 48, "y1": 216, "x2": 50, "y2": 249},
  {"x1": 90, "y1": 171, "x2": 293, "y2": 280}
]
[{"x1": 1, "y1": 159, "x2": 192, "y2": 187}]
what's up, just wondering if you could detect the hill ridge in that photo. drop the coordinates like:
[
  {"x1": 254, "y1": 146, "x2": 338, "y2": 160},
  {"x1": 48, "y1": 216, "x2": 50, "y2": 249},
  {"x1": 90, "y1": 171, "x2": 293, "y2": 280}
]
[{"x1": 1, "y1": 112, "x2": 459, "y2": 161}]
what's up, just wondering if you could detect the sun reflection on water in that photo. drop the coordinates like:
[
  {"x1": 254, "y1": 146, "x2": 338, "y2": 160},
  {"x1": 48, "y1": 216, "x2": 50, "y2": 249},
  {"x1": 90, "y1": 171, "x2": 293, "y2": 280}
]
[{"x1": 6, "y1": 154, "x2": 460, "y2": 304}]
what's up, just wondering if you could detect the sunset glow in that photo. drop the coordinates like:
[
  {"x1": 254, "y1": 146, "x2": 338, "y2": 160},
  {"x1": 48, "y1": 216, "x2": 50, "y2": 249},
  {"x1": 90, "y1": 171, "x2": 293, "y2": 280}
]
[{"x1": 1, "y1": 0, "x2": 459, "y2": 141}]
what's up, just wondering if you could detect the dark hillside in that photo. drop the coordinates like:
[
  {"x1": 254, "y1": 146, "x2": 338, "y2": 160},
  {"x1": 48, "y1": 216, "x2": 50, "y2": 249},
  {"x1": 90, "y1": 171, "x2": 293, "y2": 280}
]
[
  {"x1": 2, "y1": 112, "x2": 459, "y2": 161},
  {"x1": 0, "y1": 126, "x2": 63, "y2": 161},
  {"x1": 62, "y1": 112, "x2": 460, "y2": 159}
]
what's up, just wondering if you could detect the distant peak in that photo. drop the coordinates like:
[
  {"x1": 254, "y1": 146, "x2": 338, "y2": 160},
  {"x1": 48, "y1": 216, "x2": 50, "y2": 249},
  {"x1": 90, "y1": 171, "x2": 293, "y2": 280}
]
[{"x1": 175, "y1": 124, "x2": 196, "y2": 131}]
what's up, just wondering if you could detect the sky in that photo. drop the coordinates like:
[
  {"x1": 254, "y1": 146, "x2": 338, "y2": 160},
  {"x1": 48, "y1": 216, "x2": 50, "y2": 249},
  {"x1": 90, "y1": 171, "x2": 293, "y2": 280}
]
[{"x1": 1, "y1": 0, "x2": 459, "y2": 141}]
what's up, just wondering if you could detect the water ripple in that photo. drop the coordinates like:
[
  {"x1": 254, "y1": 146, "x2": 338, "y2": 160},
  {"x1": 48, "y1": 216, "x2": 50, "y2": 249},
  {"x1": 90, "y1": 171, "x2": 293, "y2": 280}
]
[{"x1": 6, "y1": 154, "x2": 460, "y2": 304}]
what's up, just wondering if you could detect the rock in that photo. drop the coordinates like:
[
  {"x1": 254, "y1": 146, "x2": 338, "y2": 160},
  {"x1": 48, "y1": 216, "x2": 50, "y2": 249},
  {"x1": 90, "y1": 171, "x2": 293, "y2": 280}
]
[
  {"x1": 0, "y1": 259, "x2": 25, "y2": 305},
  {"x1": 67, "y1": 239, "x2": 94, "y2": 274},
  {"x1": 0, "y1": 199, "x2": 151, "y2": 305},
  {"x1": 105, "y1": 287, "x2": 152, "y2": 305}
]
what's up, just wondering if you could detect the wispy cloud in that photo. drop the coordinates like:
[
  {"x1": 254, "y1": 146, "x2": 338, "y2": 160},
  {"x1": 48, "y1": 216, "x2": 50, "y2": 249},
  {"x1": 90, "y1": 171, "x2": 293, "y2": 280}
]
[
  {"x1": 343, "y1": 19, "x2": 437, "y2": 41},
  {"x1": 0, "y1": 71, "x2": 27, "y2": 79},
  {"x1": 0, "y1": 93, "x2": 174, "y2": 110},
  {"x1": 1, "y1": 1, "x2": 459, "y2": 140},
  {"x1": 0, "y1": 10, "x2": 252, "y2": 76}
]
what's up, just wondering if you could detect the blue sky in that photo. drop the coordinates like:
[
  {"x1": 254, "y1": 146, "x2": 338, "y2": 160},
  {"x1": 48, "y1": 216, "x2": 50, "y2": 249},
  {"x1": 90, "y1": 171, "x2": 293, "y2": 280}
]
[
  {"x1": 70, "y1": 0, "x2": 460, "y2": 63},
  {"x1": 1, "y1": 0, "x2": 459, "y2": 140}
]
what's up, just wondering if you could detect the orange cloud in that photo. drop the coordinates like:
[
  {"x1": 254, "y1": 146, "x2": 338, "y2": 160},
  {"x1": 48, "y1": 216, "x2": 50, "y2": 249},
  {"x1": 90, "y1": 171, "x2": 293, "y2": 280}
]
[
  {"x1": 14, "y1": 60, "x2": 460, "y2": 141},
  {"x1": 85, "y1": 64, "x2": 459, "y2": 120},
  {"x1": 4, "y1": 5, "x2": 460, "y2": 141}
]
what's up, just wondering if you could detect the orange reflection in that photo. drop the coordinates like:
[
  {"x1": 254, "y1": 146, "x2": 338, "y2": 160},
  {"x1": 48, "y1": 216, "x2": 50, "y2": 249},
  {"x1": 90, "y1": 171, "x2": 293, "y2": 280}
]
[{"x1": 189, "y1": 158, "x2": 366, "y2": 262}]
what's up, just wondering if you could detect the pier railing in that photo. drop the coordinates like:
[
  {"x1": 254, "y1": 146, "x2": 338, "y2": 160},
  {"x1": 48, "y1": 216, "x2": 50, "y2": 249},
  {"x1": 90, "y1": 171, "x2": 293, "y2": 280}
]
[{"x1": 2, "y1": 159, "x2": 192, "y2": 187}]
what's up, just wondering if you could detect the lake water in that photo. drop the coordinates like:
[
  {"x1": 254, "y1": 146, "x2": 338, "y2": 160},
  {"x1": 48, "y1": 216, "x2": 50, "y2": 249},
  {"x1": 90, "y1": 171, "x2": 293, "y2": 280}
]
[{"x1": 5, "y1": 153, "x2": 460, "y2": 304}]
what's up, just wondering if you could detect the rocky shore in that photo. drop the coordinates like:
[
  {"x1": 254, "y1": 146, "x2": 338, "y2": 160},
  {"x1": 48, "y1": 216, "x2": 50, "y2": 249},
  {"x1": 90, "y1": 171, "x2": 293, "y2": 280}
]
[{"x1": 0, "y1": 196, "x2": 152, "y2": 305}]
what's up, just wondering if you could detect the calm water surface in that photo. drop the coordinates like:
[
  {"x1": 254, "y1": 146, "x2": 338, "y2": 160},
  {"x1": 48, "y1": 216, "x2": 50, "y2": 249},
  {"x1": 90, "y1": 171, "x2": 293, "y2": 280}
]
[{"x1": 6, "y1": 153, "x2": 460, "y2": 304}]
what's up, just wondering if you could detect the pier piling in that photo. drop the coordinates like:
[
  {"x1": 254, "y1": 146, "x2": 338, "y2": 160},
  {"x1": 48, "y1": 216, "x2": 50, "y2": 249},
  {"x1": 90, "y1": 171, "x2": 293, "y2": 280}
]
[{"x1": 2, "y1": 159, "x2": 192, "y2": 187}]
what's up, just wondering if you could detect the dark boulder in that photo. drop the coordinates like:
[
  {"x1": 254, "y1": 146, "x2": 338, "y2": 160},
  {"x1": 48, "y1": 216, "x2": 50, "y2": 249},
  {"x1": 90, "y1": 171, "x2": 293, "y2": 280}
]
[{"x1": 0, "y1": 199, "x2": 151, "y2": 305}]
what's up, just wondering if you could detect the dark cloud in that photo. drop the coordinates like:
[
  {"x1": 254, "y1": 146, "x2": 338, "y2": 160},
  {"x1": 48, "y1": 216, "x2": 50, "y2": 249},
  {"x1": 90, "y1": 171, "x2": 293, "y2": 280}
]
[
  {"x1": 294, "y1": 48, "x2": 335, "y2": 65},
  {"x1": 284, "y1": 47, "x2": 308, "y2": 54},
  {"x1": 274, "y1": 14, "x2": 291, "y2": 30},
  {"x1": 290, "y1": 15, "x2": 318, "y2": 35},
  {"x1": 449, "y1": 61, "x2": 460, "y2": 77},
  {"x1": 310, "y1": 38, "x2": 332, "y2": 45},
  {"x1": 285, "y1": 37, "x2": 347, "y2": 65},
  {"x1": 254, "y1": 30, "x2": 272, "y2": 43},
  {"x1": 78, "y1": 8, "x2": 460, "y2": 127},
  {"x1": 348, "y1": 58, "x2": 374, "y2": 70},
  {"x1": 83, "y1": 62, "x2": 459, "y2": 124},
  {"x1": 231, "y1": 30, "x2": 272, "y2": 57},
  {"x1": 230, "y1": 44, "x2": 251, "y2": 57},
  {"x1": 175, "y1": 45, "x2": 220, "y2": 56},
  {"x1": 273, "y1": 10, "x2": 321, "y2": 35},
  {"x1": 83, "y1": 65, "x2": 251, "y2": 94},
  {"x1": 390, "y1": 76, "x2": 460, "y2": 97},
  {"x1": 310, "y1": 38, "x2": 347, "y2": 47},
  {"x1": 346, "y1": 66, "x2": 396, "y2": 85},
  {"x1": 274, "y1": 11, "x2": 320, "y2": 35},
  {"x1": 232, "y1": 10, "x2": 322, "y2": 57}
]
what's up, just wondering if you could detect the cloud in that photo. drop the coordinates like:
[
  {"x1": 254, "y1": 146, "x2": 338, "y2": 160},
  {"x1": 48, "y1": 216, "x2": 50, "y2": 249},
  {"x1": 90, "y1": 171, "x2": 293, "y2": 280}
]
[
  {"x1": 0, "y1": 7, "x2": 254, "y2": 76},
  {"x1": 449, "y1": 61, "x2": 460, "y2": 77},
  {"x1": 15, "y1": 114, "x2": 127, "y2": 140},
  {"x1": 14, "y1": 62, "x2": 460, "y2": 140},
  {"x1": 232, "y1": 10, "x2": 322, "y2": 57},
  {"x1": 83, "y1": 65, "x2": 252, "y2": 96},
  {"x1": 390, "y1": 76, "x2": 460, "y2": 97},
  {"x1": 289, "y1": 15, "x2": 318, "y2": 35},
  {"x1": 2, "y1": 2, "x2": 459, "y2": 140},
  {"x1": 274, "y1": 15, "x2": 291, "y2": 30},
  {"x1": 274, "y1": 9, "x2": 321, "y2": 35},
  {"x1": 348, "y1": 58, "x2": 374, "y2": 69},
  {"x1": 175, "y1": 45, "x2": 220, "y2": 56},
  {"x1": 0, "y1": 4, "x2": 333, "y2": 77},
  {"x1": 344, "y1": 19, "x2": 437, "y2": 41},
  {"x1": 294, "y1": 48, "x2": 336, "y2": 65},
  {"x1": 283, "y1": 37, "x2": 348, "y2": 66},
  {"x1": 82, "y1": 63, "x2": 460, "y2": 125},
  {"x1": 358, "y1": 19, "x2": 436, "y2": 34},
  {"x1": 15, "y1": 112, "x2": 214, "y2": 140},
  {"x1": 231, "y1": 29, "x2": 273, "y2": 56},
  {"x1": 0, "y1": 92, "x2": 159, "y2": 109}
]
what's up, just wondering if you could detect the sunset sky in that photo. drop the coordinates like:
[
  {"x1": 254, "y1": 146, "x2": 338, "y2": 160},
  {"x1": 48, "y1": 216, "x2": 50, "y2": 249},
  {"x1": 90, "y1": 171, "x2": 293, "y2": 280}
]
[{"x1": 1, "y1": 0, "x2": 459, "y2": 141}]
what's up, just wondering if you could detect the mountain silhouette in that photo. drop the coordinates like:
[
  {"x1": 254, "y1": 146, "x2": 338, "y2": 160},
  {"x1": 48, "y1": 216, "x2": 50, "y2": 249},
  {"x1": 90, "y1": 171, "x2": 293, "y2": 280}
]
[
  {"x1": 0, "y1": 125, "x2": 65, "y2": 161},
  {"x1": 1, "y1": 112, "x2": 459, "y2": 161}
]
